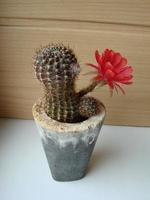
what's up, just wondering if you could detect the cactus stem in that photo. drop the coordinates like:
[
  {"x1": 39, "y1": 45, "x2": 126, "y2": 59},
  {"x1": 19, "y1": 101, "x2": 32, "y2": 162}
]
[{"x1": 77, "y1": 80, "x2": 105, "y2": 97}]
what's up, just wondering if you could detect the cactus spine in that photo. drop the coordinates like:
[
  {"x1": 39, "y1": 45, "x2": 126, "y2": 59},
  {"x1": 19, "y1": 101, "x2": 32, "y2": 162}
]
[{"x1": 33, "y1": 44, "x2": 102, "y2": 123}]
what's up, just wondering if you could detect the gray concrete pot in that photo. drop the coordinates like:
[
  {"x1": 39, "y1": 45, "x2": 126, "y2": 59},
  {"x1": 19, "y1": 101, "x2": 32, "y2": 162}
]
[{"x1": 32, "y1": 99, "x2": 106, "y2": 182}]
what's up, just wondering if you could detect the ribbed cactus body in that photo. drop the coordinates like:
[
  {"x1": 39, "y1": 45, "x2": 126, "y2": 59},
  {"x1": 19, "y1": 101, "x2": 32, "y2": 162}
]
[
  {"x1": 34, "y1": 44, "x2": 81, "y2": 122},
  {"x1": 34, "y1": 44, "x2": 101, "y2": 123},
  {"x1": 43, "y1": 80, "x2": 82, "y2": 123}
]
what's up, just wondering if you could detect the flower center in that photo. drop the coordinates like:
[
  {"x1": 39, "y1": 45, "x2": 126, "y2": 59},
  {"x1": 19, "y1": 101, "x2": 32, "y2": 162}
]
[{"x1": 105, "y1": 69, "x2": 115, "y2": 80}]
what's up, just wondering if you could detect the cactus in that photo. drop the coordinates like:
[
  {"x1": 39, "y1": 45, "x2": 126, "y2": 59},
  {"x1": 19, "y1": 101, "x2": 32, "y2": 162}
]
[
  {"x1": 79, "y1": 96, "x2": 102, "y2": 118},
  {"x1": 33, "y1": 43, "x2": 102, "y2": 123}
]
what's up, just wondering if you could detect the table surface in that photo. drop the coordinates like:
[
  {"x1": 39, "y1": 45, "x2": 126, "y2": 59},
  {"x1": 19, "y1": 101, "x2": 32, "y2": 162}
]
[{"x1": 0, "y1": 118, "x2": 150, "y2": 200}]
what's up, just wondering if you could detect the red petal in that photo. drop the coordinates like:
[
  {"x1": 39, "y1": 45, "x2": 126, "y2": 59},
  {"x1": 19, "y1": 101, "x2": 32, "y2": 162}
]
[
  {"x1": 109, "y1": 50, "x2": 115, "y2": 62},
  {"x1": 104, "y1": 49, "x2": 110, "y2": 59},
  {"x1": 115, "y1": 65, "x2": 133, "y2": 74},
  {"x1": 104, "y1": 49, "x2": 115, "y2": 63},
  {"x1": 116, "y1": 58, "x2": 127, "y2": 68},
  {"x1": 114, "y1": 74, "x2": 133, "y2": 82},
  {"x1": 86, "y1": 63, "x2": 99, "y2": 70},
  {"x1": 112, "y1": 53, "x2": 122, "y2": 66},
  {"x1": 114, "y1": 66, "x2": 133, "y2": 81},
  {"x1": 95, "y1": 50, "x2": 101, "y2": 64},
  {"x1": 119, "y1": 66, "x2": 133, "y2": 75},
  {"x1": 105, "y1": 62, "x2": 114, "y2": 70},
  {"x1": 118, "y1": 79, "x2": 133, "y2": 84}
]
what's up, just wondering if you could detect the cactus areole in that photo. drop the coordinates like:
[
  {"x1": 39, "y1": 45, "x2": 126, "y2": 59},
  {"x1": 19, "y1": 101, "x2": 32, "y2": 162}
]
[{"x1": 32, "y1": 43, "x2": 133, "y2": 181}]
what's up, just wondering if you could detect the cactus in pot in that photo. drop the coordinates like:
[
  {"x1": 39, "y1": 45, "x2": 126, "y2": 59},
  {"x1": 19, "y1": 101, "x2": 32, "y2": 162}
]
[{"x1": 32, "y1": 44, "x2": 133, "y2": 181}]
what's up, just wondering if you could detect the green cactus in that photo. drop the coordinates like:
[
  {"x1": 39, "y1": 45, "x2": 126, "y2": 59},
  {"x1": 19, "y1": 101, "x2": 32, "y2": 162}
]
[
  {"x1": 79, "y1": 96, "x2": 102, "y2": 118},
  {"x1": 33, "y1": 43, "x2": 103, "y2": 123}
]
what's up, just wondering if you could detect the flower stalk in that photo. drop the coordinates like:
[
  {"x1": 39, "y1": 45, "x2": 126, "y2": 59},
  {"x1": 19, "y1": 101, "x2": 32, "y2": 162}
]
[{"x1": 77, "y1": 80, "x2": 105, "y2": 97}]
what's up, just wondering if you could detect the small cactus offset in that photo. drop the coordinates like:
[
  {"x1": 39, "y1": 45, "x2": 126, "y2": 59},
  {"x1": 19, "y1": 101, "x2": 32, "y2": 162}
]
[
  {"x1": 79, "y1": 96, "x2": 102, "y2": 118},
  {"x1": 33, "y1": 44, "x2": 133, "y2": 123}
]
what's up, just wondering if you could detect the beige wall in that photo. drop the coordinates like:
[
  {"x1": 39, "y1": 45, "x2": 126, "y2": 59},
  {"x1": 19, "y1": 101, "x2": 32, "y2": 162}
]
[{"x1": 0, "y1": 0, "x2": 150, "y2": 126}]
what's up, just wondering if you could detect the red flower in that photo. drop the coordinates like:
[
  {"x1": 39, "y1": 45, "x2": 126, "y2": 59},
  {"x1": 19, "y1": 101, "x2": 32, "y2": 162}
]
[{"x1": 86, "y1": 49, "x2": 133, "y2": 94}]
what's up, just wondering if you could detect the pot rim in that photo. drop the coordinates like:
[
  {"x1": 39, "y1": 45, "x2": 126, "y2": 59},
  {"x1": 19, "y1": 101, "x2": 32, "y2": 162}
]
[{"x1": 32, "y1": 98, "x2": 106, "y2": 133}]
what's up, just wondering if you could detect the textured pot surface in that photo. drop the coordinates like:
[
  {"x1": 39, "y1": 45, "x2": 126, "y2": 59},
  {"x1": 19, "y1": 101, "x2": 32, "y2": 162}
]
[{"x1": 32, "y1": 99, "x2": 106, "y2": 181}]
